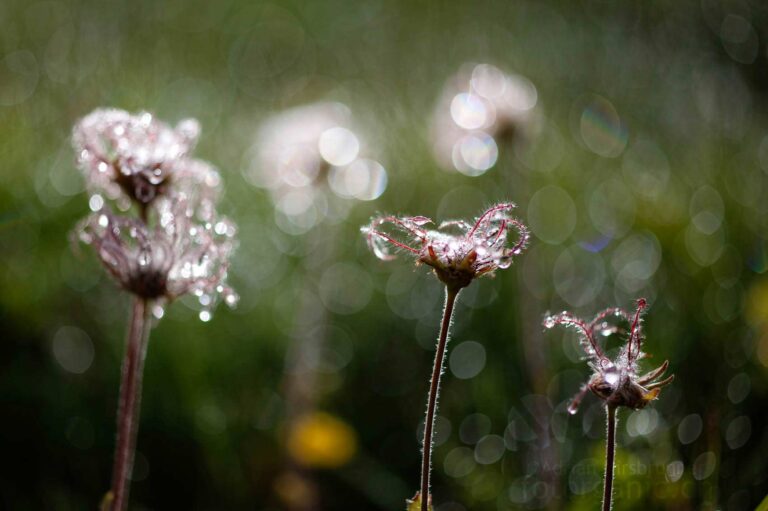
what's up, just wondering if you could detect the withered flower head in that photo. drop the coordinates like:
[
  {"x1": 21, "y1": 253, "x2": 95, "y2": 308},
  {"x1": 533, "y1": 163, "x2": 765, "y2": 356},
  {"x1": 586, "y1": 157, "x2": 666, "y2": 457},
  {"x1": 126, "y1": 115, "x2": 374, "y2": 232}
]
[
  {"x1": 76, "y1": 197, "x2": 238, "y2": 318},
  {"x1": 544, "y1": 298, "x2": 673, "y2": 412},
  {"x1": 362, "y1": 203, "x2": 529, "y2": 291},
  {"x1": 73, "y1": 108, "x2": 201, "y2": 207}
]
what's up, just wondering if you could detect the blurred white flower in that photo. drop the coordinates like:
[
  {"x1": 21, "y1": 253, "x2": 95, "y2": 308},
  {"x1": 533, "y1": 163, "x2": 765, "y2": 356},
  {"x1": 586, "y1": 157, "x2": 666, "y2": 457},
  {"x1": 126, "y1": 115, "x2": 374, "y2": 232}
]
[
  {"x1": 431, "y1": 63, "x2": 538, "y2": 176},
  {"x1": 246, "y1": 102, "x2": 387, "y2": 234}
]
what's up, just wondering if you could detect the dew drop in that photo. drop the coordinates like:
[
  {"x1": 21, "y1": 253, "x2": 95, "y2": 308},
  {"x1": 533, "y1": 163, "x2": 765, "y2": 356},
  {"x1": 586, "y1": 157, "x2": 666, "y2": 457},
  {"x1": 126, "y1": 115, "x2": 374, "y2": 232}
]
[
  {"x1": 148, "y1": 168, "x2": 164, "y2": 185},
  {"x1": 411, "y1": 216, "x2": 432, "y2": 226},
  {"x1": 497, "y1": 255, "x2": 512, "y2": 269},
  {"x1": 604, "y1": 366, "x2": 620, "y2": 386},
  {"x1": 89, "y1": 194, "x2": 104, "y2": 212},
  {"x1": 199, "y1": 310, "x2": 211, "y2": 322},
  {"x1": 137, "y1": 249, "x2": 151, "y2": 267},
  {"x1": 369, "y1": 235, "x2": 393, "y2": 260},
  {"x1": 214, "y1": 221, "x2": 228, "y2": 235},
  {"x1": 224, "y1": 292, "x2": 239, "y2": 307},
  {"x1": 544, "y1": 317, "x2": 556, "y2": 329},
  {"x1": 567, "y1": 401, "x2": 580, "y2": 415}
]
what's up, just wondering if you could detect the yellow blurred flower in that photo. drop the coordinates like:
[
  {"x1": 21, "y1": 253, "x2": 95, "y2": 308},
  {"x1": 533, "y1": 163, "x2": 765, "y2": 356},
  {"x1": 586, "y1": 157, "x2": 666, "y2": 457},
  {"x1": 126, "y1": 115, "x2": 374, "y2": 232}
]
[
  {"x1": 746, "y1": 277, "x2": 768, "y2": 327},
  {"x1": 287, "y1": 412, "x2": 357, "y2": 468},
  {"x1": 746, "y1": 278, "x2": 768, "y2": 368}
]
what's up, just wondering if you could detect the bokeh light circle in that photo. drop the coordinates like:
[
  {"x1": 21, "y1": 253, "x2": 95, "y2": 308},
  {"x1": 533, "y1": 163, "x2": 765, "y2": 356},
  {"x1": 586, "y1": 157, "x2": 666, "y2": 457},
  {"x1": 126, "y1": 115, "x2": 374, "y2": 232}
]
[
  {"x1": 553, "y1": 246, "x2": 606, "y2": 307},
  {"x1": 449, "y1": 341, "x2": 487, "y2": 380},
  {"x1": 578, "y1": 95, "x2": 627, "y2": 158},
  {"x1": 318, "y1": 126, "x2": 359, "y2": 166},
  {"x1": 450, "y1": 93, "x2": 488, "y2": 130},
  {"x1": 528, "y1": 185, "x2": 577, "y2": 244}
]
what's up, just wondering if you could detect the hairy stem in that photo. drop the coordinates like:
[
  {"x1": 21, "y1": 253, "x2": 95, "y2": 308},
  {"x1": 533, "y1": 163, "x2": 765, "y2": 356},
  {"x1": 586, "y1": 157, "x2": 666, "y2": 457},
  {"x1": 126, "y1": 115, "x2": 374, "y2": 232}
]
[
  {"x1": 110, "y1": 297, "x2": 152, "y2": 511},
  {"x1": 603, "y1": 405, "x2": 617, "y2": 511},
  {"x1": 419, "y1": 287, "x2": 459, "y2": 511}
]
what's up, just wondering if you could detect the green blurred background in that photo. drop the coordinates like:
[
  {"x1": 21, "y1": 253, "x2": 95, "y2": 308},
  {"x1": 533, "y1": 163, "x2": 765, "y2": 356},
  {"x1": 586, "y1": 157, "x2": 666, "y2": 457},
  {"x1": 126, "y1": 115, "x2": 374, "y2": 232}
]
[{"x1": 2, "y1": 0, "x2": 768, "y2": 509}]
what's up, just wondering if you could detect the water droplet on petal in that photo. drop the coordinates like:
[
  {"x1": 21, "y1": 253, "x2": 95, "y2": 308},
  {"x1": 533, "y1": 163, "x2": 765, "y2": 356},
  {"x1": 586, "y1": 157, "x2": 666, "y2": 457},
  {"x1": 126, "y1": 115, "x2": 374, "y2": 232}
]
[
  {"x1": 567, "y1": 401, "x2": 580, "y2": 415},
  {"x1": 604, "y1": 366, "x2": 620, "y2": 386},
  {"x1": 497, "y1": 255, "x2": 512, "y2": 269},
  {"x1": 89, "y1": 194, "x2": 105, "y2": 212},
  {"x1": 147, "y1": 168, "x2": 164, "y2": 185},
  {"x1": 199, "y1": 310, "x2": 211, "y2": 322},
  {"x1": 214, "y1": 221, "x2": 229, "y2": 236},
  {"x1": 369, "y1": 235, "x2": 394, "y2": 260},
  {"x1": 410, "y1": 216, "x2": 432, "y2": 226},
  {"x1": 137, "y1": 249, "x2": 151, "y2": 267}
]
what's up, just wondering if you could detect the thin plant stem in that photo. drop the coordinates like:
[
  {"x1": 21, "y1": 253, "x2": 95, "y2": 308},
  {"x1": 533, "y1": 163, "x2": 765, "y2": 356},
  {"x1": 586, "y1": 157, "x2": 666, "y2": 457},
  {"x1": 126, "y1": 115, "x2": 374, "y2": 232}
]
[
  {"x1": 109, "y1": 296, "x2": 152, "y2": 511},
  {"x1": 419, "y1": 287, "x2": 459, "y2": 511},
  {"x1": 603, "y1": 405, "x2": 617, "y2": 511}
]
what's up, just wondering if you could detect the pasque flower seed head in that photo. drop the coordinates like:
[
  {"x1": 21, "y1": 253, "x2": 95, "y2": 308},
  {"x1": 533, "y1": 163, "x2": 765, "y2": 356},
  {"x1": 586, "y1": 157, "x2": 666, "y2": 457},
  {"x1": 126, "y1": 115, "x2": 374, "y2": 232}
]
[
  {"x1": 362, "y1": 203, "x2": 529, "y2": 291},
  {"x1": 544, "y1": 298, "x2": 673, "y2": 413}
]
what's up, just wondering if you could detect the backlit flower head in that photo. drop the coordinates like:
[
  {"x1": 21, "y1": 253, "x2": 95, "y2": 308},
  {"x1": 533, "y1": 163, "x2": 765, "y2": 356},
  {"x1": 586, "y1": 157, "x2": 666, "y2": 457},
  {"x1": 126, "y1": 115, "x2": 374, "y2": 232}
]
[
  {"x1": 544, "y1": 298, "x2": 673, "y2": 413},
  {"x1": 431, "y1": 63, "x2": 538, "y2": 176},
  {"x1": 362, "y1": 203, "x2": 529, "y2": 290},
  {"x1": 76, "y1": 197, "x2": 238, "y2": 319},
  {"x1": 73, "y1": 108, "x2": 202, "y2": 208},
  {"x1": 246, "y1": 102, "x2": 387, "y2": 234}
]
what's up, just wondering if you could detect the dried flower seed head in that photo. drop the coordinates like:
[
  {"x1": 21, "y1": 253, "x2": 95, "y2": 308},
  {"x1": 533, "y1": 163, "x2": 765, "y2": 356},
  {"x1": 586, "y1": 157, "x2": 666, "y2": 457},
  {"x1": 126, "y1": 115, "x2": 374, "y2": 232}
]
[
  {"x1": 362, "y1": 203, "x2": 529, "y2": 291},
  {"x1": 76, "y1": 197, "x2": 238, "y2": 318},
  {"x1": 73, "y1": 108, "x2": 201, "y2": 208},
  {"x1": 543, "y1": 298, "x2": 673, "y2": 413}
]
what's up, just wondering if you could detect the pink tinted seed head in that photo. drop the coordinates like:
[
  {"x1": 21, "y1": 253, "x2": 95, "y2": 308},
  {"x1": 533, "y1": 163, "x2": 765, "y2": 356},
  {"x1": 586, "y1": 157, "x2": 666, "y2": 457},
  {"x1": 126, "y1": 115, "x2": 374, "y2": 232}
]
[
  {"x1": 362, "y1": 203, "x2": 529, "y2": 291},
  {"x1": 73, "y1": 108, "x2": 201, "y2": 208},
  {"x1": 543, "y1": 298, "x2": 673, "y2": 413},
  {"x1": 76, "y1": 197, "x2": 238, "y2": 316}
]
